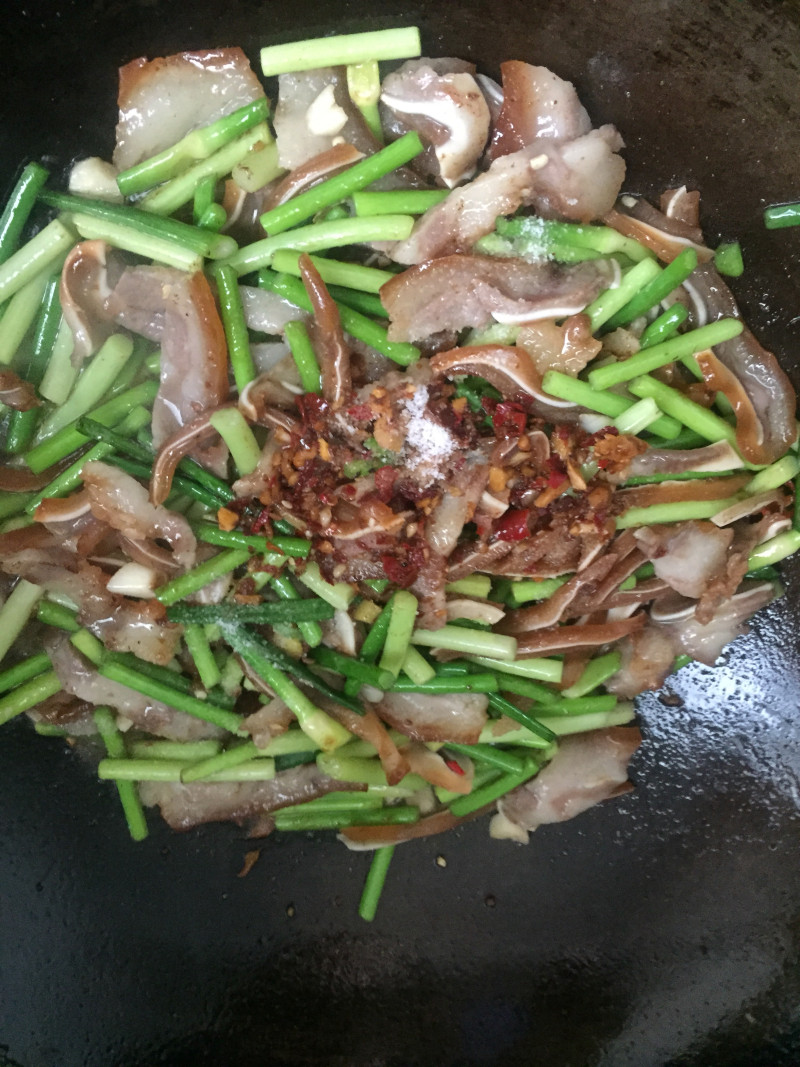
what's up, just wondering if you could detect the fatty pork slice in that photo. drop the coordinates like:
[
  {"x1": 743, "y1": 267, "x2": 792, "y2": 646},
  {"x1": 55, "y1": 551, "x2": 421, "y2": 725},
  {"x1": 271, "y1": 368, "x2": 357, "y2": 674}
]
[
  {"x1": 81, "y1": 460, "x2": 197, "y2": 570},
  {"x1": 497, "y1": 726, "x2": 642, "y2": 838},
  {"x1": 380, "y1": 60, "x2": 491, "y2": 187},
  {"x1": 114, "y1": 47, "x2": 266, "y2": 171},
  {"x1": 274, "y1": 66, "x2": 378, "y2": 171},
  {"x1": 381, "y1": 254, "x2": 612, "y2": 343},
  {"x1": 488, "y1": 60, "x2": 592, "y2": 160},
  {"x1": 376, "y1": 690, "x2": 489, "y2": 745},
  {"x1": 391, "y1": 132, "x2": 625, "y2": 265},
  {"x1": 106, "y1": 266, "x2": 229, "y2": 474}
]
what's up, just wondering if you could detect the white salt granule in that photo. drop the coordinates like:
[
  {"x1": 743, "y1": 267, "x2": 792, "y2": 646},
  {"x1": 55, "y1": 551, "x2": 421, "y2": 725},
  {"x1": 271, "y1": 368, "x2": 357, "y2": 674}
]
[{"x1": 401, "y1": 386, "x2": 456, "y2": 474}]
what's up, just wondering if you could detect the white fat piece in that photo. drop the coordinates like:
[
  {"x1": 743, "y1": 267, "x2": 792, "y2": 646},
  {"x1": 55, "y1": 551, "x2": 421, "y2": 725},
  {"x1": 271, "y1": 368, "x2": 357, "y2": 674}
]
[
  {"x1": 305, "y1": 85, "x2": 349, "y2": 137},
  {"x1": 106, "y1": 562, "x2": 158, "y2": 599},
  {"x1": 68, "y1": 157, "x2": 124, "y2": 203}
]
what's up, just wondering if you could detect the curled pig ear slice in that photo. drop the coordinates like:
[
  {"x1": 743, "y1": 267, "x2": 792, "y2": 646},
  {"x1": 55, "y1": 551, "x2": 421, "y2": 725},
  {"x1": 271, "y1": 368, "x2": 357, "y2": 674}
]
[
  {"x1": 488, "y1": 60, "x2": 591, "y2": 159},
  {"x1": 430, "y1": 344, "x2": 576, "y2": 409}
]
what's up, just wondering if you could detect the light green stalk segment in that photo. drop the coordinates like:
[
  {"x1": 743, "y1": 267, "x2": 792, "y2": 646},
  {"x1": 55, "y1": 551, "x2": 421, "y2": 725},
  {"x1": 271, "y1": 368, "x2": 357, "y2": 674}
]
[
  {"x1": 97, "y1": 758, "x2": 277, "y2": 782},
  {"x1": 260, "y1": 27, "x2": 421, "y2": 75},
  {"x1": 583, "y1": 258, "x2": 662, "y2": 332},
  {"x1": 541, "y1": 369, "x2": 683, "y2": 440},
  {"x1": 284, "y1": 320, "x2": 322, "y2": 394},
  {"x1": 34, "y1": 334, "x2": 134, "y2": 440},
  {"x1": 352, "y1": 190, "x2": 450, "y2": 216},
  {"x1": 627, "y1": 374, "x2": 739, "y2": 447},
  {"x1": 466, "y1": 654, "x2": 563, "y2": 683},
  {"x1": 270, "y1": 249, "x2": 394, "y2": 294},
  {"x1": 747, "y1": 530, "x2": 800, "y2": 570},
  {"x1": 506, "y1": 576, "x2": 570, "y2": 606},
  {"x1": 295, "y1": 561, "x2": 355, "y2": 611},
  {"x1": 588, "y1": 318, "x2": 744, "y2": 391},
  {"x1": 536, "y1": 702, "x2": 636, "y2": 735},
  {"x1": 0, "y1": 580, "x2": 43, "y2": 664},
  {"x1": 379, "y1": 591, "x2": 419, "y2": 678},
  {"x1": 70, "y1": 213, "x2": 202, "y2": 272},
  {"x1": 128, "y1": 739, "x2": 222, "y2": 761},
  {"x1": 613, "y1": 396, "x2": 661, "y2": 436},
  {"x1": 347, "y1": 61, "x2": 384, "y2": 142},
  {"x1": 155, "y1": 548, "x2": 251, "y2": 607},
  {"x1": 411, "y1": 625, "x2": 517, "y2": 662},
  {"x1": 745, "y1": 453, "x2": 800, "y2": 494},
  {"x1": 93, "y1": 707, "x2": 149, "y2": 841},
  {"x1": 445, "y1": 575, "x2": 493, "y2": 598},
  {"x1": 232, "y1": 140, "x2": 283, "y2": 193},
  {"x1": 180, "y1": 740, "x2": 261, "y2": 783},
  {"x1": 0, "y1": 670, "x2": 61, "y2": 727},
  {"x1": 0, "y1": 270, "x2": 49, "y2": 364},
  {"x1": 38, "y1": 318, "x2": 77, "y2": 403},
  {"x1": 139, "y1": 123, "x2": 272, "y2": 216},
  {"x1": 116, "y1": 99, "x2": 270, "y2": 197},
  {"x1": 209, "y1": 407, "x2": 261, "y2": 476},
  {"x1": 183, "y1": 624, "x2": 222, "y2": 689},
  {"x1": 0, "y1": 219, "x2": 74, "y2": 305},
  {"x1": 227, "y1": 215, "x2": 415, "y2": 275},
  {"x1": 400, "y1": 646, "x2": 436, "y2": 685},
  {"x1": 561, "y1": 651, "x2": 622, "y2": 699},
  {"x1": 359, "y1": 845, "x2": 396, "y2": 921},
  {"x1": 616, "y1": 496, "x2": 741, "y2": 529}
]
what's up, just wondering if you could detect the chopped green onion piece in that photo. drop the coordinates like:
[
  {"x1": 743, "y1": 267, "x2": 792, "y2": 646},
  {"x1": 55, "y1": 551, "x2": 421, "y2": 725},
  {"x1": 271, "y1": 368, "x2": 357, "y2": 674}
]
[
  {"x1": 97, "y1": 758, "x2": 276, "y2": 782},
  {"x1": 616, "y1": 496, "x2": 740, "y2": 529},
  {"x1": 0, "y1": 270, "x2": 49, "y2": 365},
  {"x1": 209, "y1": 407, "x2": 261, "y2": 476},
  {"x1": 561, "y1": 652, "x2": 622, "y2": 700},
  {"x1": 445, "y1": 742, "x2": 525, "y2": 775},
  {"x1": 0, "y1": 162, "x2": 50, "y2": 264},
  {"x1": 93, "y1": 707, "x2": 149, "y2": 841},
  {"x1": 261, "y1": 26, "x2": 421, "y2": 74},
  {"x1": 605, "y1": 247, "x2": 698, "y2": 330},
  {"x1": 487, "y1": 693, "x2": 556, "y2": 742},
  {"x1": 400, "y1": 646, "x2": 436, "y2": 685},
  {"x1": 542, "y1": 369, "x2": 682, "y2": 440},
  {"x1": 639, "y1": 303, "x2": 689, "y2": 349},
  {"x1": 271, "y1": 249, "x2": 394, "y2": 293},
  {"x1": 747, "y1": 530, "x2": 800, "y2": 570},
  {"x1": 181, "y1": 740, "x2": 261, "y2": 783},
  {"x1": 270, "y1": 573, "x2": 323, "y2": 648},
  {"x1": 70, "y1": 213, "x2": 201, "y2": 272},
  {"x1": 0, "y1": 669, "x2": 61, "y2": 727},
  {"x1": 466, "y1": 654, "x2": 563, "y2": 683},
  {"x1": 183, "y1": 623, "x2": 222, "y2": 689},
  {"x1": 284, "y1": 319, "x2": 322, "y2": 394},
  {"x1": 358, "y1": 844, "x2": 396, "y2": 922},
  {"x1": 0, "y1": 652, "x2": 52, "y2": 694},
  {"x1": 764, "y1": 203, "x2": 800, "y2": 229},
  {"x1": 379, "y1": 590, "x2": 418, "y2": 678},
  {"x1": 588, "y1": 319, "x2": 744, "y2": 391},
  {"x1": 0, "y1": 218, "x2": 74, "y2": 305},
  {"x1": 0, "y1": 579, "x2": 43, "y2": 664},
  {"x1": 352, "y1": 189, "x2": 450, "y2": 216},
  {"x1": 745, "y1": 453, "x2": 800, "y2": 494},
  {"x1": 583, "y1": 258, "x2": 661, "y2": 332},
  {"x1": 449, "y1": 757, "x2": 540, "y2": 817},
  {"x1": 232, "y1": 139, "x2": 282, "y2": 193},
  {"x1": 310, "y1": 645, "x2": 395, "y2": 691},
  {"x1": 391, "y1": 673, "x2": 499, "y2": 694},
  {"x1": 628, "y1": 373, "x2": 739, "y2": 447},
  {"x1": 295, "y1": 561, "x2": 355, "y2": 611},
  {"x1": 155, "y1": 548, "x2": 250, "y2": 606},
  {"x1": 346, "y1": 60, "x2": 384, "y2": 142},
  {"x1": 128, "y1": 739, "x2": 222, "y2": 761},
  {"x1": 537, "y1": 702, "x2": 636, "y2": 735},
  {"x1": 613, "y1": 396, "x2": 661, "y2": 436},
  {"x1": 411, "y1": 625, "x2": 516, "y2": 662},
  {"x1": 213, "y1": 264, "x2": 256, "y2": 392},
  {"x1": 445, "y1": 574, "x2": 493, "y2": 598},
  {"x1": 714, "y1": 241, "x2": 744, "y2": 277}
]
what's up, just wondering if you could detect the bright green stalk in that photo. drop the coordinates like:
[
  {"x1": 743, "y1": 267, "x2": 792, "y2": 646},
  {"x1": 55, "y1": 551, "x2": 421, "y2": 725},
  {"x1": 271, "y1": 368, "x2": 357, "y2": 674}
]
[
  {"x1": 391, "y1": 673, "x2": 499, "y2": 694},
  {"x1": 128, "y1": 739, "x2": 222, "y2": 761},
  {"x1": 487, "y1": 693, "x2": 556, "y2": 743},
  {"x1": 541, "y1": 369, "x2": 682, "y2": 440},
  {"x1": 504, "y1": 575, "x2": 570, "y2": 606},
  {"x1": 213, "y1": 264, "x2": 256, "y2": 392},
  {"x1": 0, "y1": 218, "x2": 74, "y2": 305},
  {"x1": 561, "y1": 651, "x2": 622, "y2": 699},
  {"x1": 193, "y1": 522, "x2": 306, "y2": 557},
  {"x1": 271, "y1": 249, "x2": 394, "y2": 293},
  {"x1": 714, "y1": 241, "x2": 744, "y2": 277},
  {"x1": 38, "y1": 318, "x2": 77, "y2": 404},
  {"x1": 39, "y1": 189, "x2": 235, "y2": 259},
  {"x1": 537, "y1": 703, "x2": 636, "y2": 735},
  {"x1": 232, "y1": 139, "x2": 282, "y2": 193},
  {"x1": 34, "y1": 334, "x2": 134, "y2": 440},
  {"x1": 295, "y1": 561, "x2": 355, "y2": 611},
  {"x1": 284, "y1": 319, "x2": 322, "y2": 394},
  {"x1": 261, "y1": 26, "x2": 421, "y2": 74},
  {"x1": 36, "y1": 599, "x2": 80, "y2": 632},
  {"x1": 445, "y1": 575, "x2": 493, "y2": 598},
  {"x1": 448, "y1": 757, "x2": 540, "y2": 818},
  {"x1": 183, "y1": 624, "x2": 222, "y2": 689},
  {"x1": 155, "y1": 547, "x2": 251, "y2": 606},
  {"x1": 229, "y1": 215, "x2": 414, "y2": 274},
  {"x1": 352, "y1": 189, "x2": 450, "y2": 216},
  {"x1": 260, "y1": 729, "x2": 322, "y2": 757},
  {"x1": 616, "y1": 496, "x2": 740, "y2": 529},
  {"x1": 277, "y1": 807, "x2": 418, "y2": 832},
  {"x1": 476, "y1": 723, "x2": 551, "y2": 749},
  {"x1": 140, "y1": 123, "x2": 272, "y2": 216},
  {"x1": 613, "y1": 396, "x2": 661, "y2": 435},
  {"x1": 327, "y1": 284, "x2": 388, "y2": 319},
  {"x1": 70, "y1": 213, "x2": 201, "y2": 272},
  {"x1": 97, "y1": 758, "x2": 276, "y2": 782},
  {"x1": 310, "y1": 645, "x2": 395, "y2": 690},
  {"x1": 0, "y1": 270, "x2": 49, "y2": 364},
  {"x1": 466, "y1": 654, "x2": 563, "y2": 683},
  {"x1": 605, "y1": 247, "x2": 698, "y2": 329},
  {"x1": 764, "y1": 203, "x2": 800, "y2": 229},
  {"x1": 582, "y1": 258, "x2": 662, "y2": 332},
  {"x1": 588, "y1": 318, "x2": 744, "y2": 390},
  {"x1": 117, "y1": 99, "x2": 270, "y2": 197},
  {"x1": 358, "y1": 844, "x2": 396, "y2": 921},
  {"x1": 259, "y1": 131, "x2": 423, "y2": 235},
  {"x1": 411, "y1": 625, "x2": 517, "y2": 662},
  {"x1": 379, "y1": 590, "x2": 418, "y2": 678},
  {"x1": 209, "y1": 407, "x2": 260, "y2": 476},
  {"x1": 180, "y1": 740, "x2": 261, "y2": 783},
  {"x1": 93, "y1": 707, "x2": 149, "y2": 841},
  {"x1": 0, "y1": 652, "x2": 52, "y2": 694},
  {"x1": 639, "y1": 303, "x2": 689, "y2": 349},
  {"x1": 0, "y1": 669, "x2": 61, "y2": 726},
  {"x1": 627, "y1": 373, "x2": 739, "y2": 447},
  {"x1": 0, "y1": 580, "x2": 43, "y2": 663},
  {"x1": 495, "y1": 215, "x2": 654, "y2": 262},
  {"x1": 444, "y1": 742, "x2": 525, "y2": 775},
  {"x1": 0, "y1": 162, "x2": 50, "y2": 264},
  {"x1": 271, "y1": 574, "x2": 323, "y2": 648},
  {"x1": 220, "y1": 621, "x2": 352, "y2": 750},
  {"x1": 347, "y1": 60, "x2": 384, "y2": 142},
  {"x1": 260, "y1": 269, "x2": 420, "y2": 365},
  {"x1": 400, "y1": 646, "x2": 436, "y2": 685}
]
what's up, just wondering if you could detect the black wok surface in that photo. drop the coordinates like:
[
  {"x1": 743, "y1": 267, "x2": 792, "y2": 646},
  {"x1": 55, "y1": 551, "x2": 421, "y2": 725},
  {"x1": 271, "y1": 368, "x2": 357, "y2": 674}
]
[{"x1": 2, "y1": 1, "x2": 800, "y2": 1064}]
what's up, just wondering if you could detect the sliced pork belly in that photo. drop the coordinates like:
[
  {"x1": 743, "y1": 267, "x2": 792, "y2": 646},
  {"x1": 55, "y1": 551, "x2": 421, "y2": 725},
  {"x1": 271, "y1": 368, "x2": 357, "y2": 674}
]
[
  {"x1": 114, "y1": 47, "x2": 265, "y2": 170},
  {"x1": 488, "y1": 60, "x2": 591, "y2": 159},
  {"x1": 381, "y1": 254, "x2": 612, "y2": 342}
]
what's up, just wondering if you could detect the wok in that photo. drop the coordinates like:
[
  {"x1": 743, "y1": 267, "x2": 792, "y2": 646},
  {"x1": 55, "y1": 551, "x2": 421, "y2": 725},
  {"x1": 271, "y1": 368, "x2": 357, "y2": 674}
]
[{"x1": 2, "y1": 1, "x2": 800, "y2": 1064}]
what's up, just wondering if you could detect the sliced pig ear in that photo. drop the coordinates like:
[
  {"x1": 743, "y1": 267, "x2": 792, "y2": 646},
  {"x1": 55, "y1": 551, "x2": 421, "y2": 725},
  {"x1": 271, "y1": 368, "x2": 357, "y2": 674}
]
[
  {"x1": 488, "y1": 61, "x2": 591, "y2": 161},
  {"x1": 60, "y1": 240, "x2": 120, "y2": 366},
  {"x1": 114, "y1": 47, "x2": 265, "y2": 171},
  {"x1": 430, "y1": 344, "x2": 576, "y2": 409},
  {"x1": 380, "y1": 64, "x2": 491, "y2": 187}
]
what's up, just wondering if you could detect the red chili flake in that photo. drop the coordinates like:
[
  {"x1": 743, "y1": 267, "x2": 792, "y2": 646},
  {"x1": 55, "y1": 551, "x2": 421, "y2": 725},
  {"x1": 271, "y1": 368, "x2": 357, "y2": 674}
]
[
  {"x1": 341, "y1": 484, "x2": 356, "y2": 500},
  {"x1": 374, "y1": 465, "x2": 398, "y2": 503},
  {"x1": 381, "y1": 554, "x2": 419, "y2": 588},
  {"x1": 346, "y1": 403, "x2": 374, "y2": 422},
  {"x1": 547, "y1": 468, "x2": 568, "y2": 489},
  {"x1": 494, "y1": 508, "x2": 530, "y2": 542},
  {"x1": 444, "y1": 758, "x2": 466, "y2": 776},
  {"x1": 296, "y1": 393, "x2": 329, "y2": 425},
  {"x1": 492, "y1": 402, "x2": 527, "y2": 438},
  {"x1": 250, "y1": 507, "x2": 271, "y2": 534}
]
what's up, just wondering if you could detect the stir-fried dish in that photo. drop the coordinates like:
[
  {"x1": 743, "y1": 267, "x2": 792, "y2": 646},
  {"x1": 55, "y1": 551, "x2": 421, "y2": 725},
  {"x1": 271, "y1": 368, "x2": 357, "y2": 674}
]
[{"x1": 1, "y1": 27, "x2": 798, "y2": 919}]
